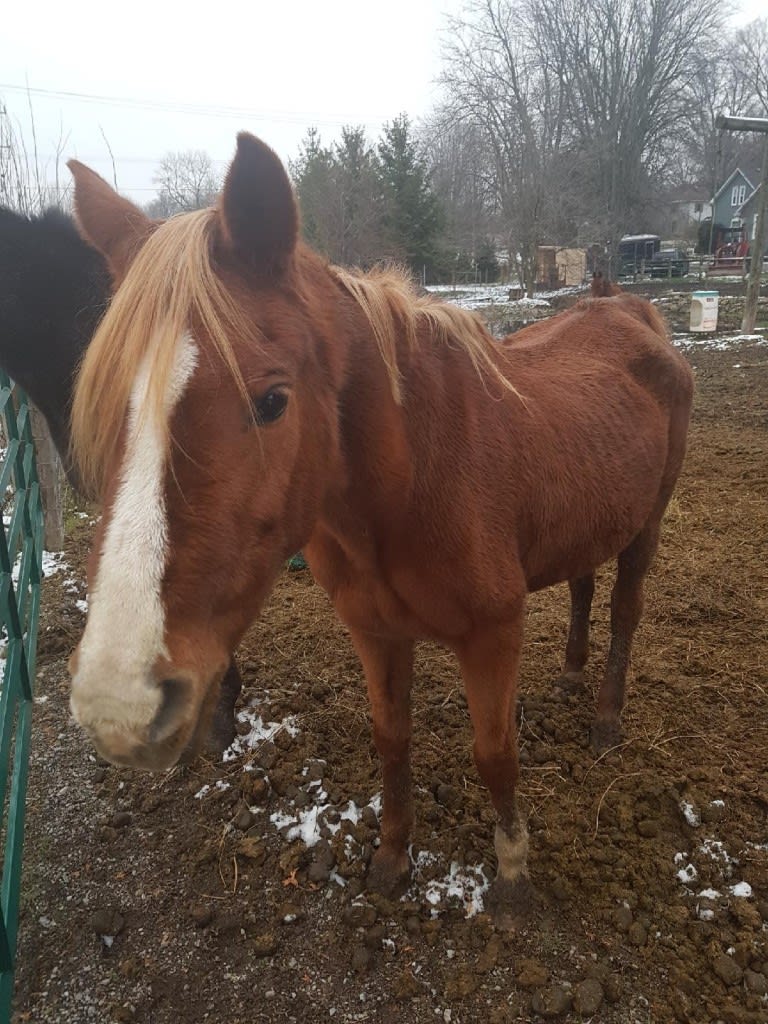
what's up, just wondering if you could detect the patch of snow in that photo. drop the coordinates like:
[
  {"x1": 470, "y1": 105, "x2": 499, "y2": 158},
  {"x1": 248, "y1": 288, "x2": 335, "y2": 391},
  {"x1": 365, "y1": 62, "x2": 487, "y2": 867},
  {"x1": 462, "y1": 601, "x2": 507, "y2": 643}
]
[
  {"x1": 223, "y1": 705, "x2": 299, "y2": 763},
  {"x1": 680, "y1": 801, "x2": 701, "y2": 827},
  {"x1": 699, "y1": 838, "x2": 737, "y2": 873},
  {"x1": 676, "y1": 862, "x2": 698, "y2": 885},
  {"x1": 426, "y1": 282, "x2": 583, "y2": 312},
  {"x1": 673, "y1": 331, "x2": 768, "y2": 352},
  {"x1": 421, "y1": 861, "x2": 490, "y2": 918},
  {"x1": 41, "y1": 551, "x2": 67, "y2": 577},
  {"x1": 729, "y1": 881, "x2": 753, "y2": 898}
]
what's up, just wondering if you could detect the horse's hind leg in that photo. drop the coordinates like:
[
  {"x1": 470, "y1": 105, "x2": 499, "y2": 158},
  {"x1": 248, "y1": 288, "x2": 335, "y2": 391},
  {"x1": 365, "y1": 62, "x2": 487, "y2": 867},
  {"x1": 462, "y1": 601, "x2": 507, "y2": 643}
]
[
  {"x1": 351, "y1": 631, "x2": 415, "y2": 896},
  {"x1": 457, "y1": 610, "x2": 534, "y2": 929},
  {"x1": 591, "y1": 525, "x2": 660, "y2": 752},
  {"x1": 557, "y1": 573, "x2": 595, "y2": 692}
]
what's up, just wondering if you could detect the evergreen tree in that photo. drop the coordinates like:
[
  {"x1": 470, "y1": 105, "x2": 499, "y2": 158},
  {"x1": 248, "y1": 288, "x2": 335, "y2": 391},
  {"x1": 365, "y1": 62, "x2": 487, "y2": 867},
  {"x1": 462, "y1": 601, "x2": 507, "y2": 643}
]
[
  {"x1": 291, "y1": 127, "x2": 386, "y2": 266},
  {"x1": 332, "y1": 127, "x2": 386, "y2": 266},
  {"x1": 290, "y1": 128, "x2": 336, "y2": 256},
  {"x1": 377, "y1": 114, "x2": 444, "y2": 280}
]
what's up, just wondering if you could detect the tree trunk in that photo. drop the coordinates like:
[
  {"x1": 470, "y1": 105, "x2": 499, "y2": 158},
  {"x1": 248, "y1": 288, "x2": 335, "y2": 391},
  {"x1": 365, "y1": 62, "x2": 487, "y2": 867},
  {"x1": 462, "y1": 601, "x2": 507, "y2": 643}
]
[{"x1": 29, "y1": 406, "x2": 64, "y2": 551}]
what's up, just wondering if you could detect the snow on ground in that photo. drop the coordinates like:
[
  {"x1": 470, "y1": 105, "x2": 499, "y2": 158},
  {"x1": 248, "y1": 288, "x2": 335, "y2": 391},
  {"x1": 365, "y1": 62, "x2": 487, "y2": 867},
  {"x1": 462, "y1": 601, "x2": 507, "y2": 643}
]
[
  {"x1": 672, "y1": 330, "x2": 767, "y2": 351},
  {"x1": 217, "y1": 697, "x2": 492, "y2": 918},
  {"x1": 674, "y1": 798, "x2": 762, "y2": 924},
  {"x1": 1, "y1": 550, "x2": 85, "y2": 659},
  {"x1": 426, "y1": 282, "x2": 584, "y2": 311}
]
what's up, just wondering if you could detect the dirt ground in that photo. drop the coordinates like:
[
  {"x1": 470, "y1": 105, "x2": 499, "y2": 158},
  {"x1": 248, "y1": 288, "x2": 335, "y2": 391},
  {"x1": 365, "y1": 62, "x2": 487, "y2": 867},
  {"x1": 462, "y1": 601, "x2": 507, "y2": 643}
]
[{"x1": 10, "y1": 326, "x2": 768, "y2": 1024}]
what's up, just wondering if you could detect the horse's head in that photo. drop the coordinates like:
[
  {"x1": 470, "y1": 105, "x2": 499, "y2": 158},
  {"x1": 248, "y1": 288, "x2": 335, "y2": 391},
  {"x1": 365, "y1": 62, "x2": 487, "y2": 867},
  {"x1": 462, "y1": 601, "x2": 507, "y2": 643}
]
[{"x1": 67, "y1": 134, "x2": 342, "y2": 770}]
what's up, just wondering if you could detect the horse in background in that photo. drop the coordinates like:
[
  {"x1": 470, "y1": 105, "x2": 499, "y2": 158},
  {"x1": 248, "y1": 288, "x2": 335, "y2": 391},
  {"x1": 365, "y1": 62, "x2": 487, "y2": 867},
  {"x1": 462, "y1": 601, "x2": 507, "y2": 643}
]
[
  {"x1": 65, "y1": 134, "x2": 693, "y2": 925},
  {"x1": 0, "y1": 206, "x2": 110, "y2": 490},
  {"x1": 590, "y1": 270, "x2": 623, "y2": 297},
  {"x1": 0, "y1": 205, "x2": 241, "y2": 753}
]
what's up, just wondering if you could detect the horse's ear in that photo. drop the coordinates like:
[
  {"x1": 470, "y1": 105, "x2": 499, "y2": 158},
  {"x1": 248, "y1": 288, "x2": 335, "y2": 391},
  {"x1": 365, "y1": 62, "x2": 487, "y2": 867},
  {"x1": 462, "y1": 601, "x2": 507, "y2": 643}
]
[
  {"x1": 218, "y1": 133, "x2": 298, "y2": 273},
  {"x1": 67, "y1": 160, "x2": 155, "y2": 280}
]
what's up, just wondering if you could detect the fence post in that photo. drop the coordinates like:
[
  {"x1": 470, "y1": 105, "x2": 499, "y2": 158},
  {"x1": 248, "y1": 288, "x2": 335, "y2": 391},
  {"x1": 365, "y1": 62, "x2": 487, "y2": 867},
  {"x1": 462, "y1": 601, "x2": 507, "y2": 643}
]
[
  {"x1": 0, "y1": 370, "x2": 45, "y2": 1018},
  {"x1": 28, "y1": 406, "x2": 63, "y2": 552}
]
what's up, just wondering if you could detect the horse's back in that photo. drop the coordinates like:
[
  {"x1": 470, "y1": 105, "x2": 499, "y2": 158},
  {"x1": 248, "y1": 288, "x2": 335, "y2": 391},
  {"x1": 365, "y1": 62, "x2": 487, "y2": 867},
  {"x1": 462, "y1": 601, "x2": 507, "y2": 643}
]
[{"x1": 503, "y1": 294, "x2": 691, "y2": 412}]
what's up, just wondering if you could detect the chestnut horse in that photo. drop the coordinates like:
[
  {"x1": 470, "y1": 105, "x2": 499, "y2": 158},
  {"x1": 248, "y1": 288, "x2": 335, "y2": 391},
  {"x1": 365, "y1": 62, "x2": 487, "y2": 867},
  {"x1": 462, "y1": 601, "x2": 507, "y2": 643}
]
[
  {"x1": 66, "y1": 135, "x2": 693, "y2": 924},
  {"x1": 0, "y1": 205, "x2": 242, "y2": 753},
  {"x1": 590, "y1": 270, "x2": 623, "y2": 297}
]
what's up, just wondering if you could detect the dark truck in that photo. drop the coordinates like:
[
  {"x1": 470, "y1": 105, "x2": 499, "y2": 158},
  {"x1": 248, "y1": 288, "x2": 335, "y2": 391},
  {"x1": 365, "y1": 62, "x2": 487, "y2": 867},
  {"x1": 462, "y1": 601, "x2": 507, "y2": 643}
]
[{"x1": 649, "y1": 247, "x2": 690, "y2": 278}]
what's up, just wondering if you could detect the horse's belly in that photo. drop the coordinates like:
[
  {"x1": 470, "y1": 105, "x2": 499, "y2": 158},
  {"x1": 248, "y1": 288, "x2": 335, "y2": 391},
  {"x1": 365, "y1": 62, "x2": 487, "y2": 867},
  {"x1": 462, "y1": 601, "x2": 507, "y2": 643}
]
[{"x1": 523, "y1": 469, "x2": 663, "y2": 591}]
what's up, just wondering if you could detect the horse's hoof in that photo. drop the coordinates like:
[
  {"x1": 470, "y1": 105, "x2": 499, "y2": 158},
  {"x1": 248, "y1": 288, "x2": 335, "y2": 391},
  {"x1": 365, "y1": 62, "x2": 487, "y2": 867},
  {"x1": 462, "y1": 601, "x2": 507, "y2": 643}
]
[
  {"x1": 487, "y1": 874, "x2": 537, "y2": 931},
  {"x1": 555, "y1": 670, "x2": 586, "y2": 695},
  {"x1": 590, "y1": 719, "x2": 622, "y2": 754},
  {"x1": 367, "y1": 847, "x2": 410, "y2": 898}
]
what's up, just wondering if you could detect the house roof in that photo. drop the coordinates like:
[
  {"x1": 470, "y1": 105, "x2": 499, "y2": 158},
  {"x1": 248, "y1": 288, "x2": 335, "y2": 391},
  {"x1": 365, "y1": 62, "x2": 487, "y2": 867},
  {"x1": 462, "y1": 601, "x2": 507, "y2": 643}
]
[{"x1": 712, "y1": 167, "x2": 755, "y2": 202}]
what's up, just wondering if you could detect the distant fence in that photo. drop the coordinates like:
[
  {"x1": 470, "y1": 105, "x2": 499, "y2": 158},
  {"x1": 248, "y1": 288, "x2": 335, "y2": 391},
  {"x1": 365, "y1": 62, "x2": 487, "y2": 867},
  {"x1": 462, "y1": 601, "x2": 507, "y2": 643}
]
[{"x1": 0, "y1": 370, "x2": 44, "y2": 1016}]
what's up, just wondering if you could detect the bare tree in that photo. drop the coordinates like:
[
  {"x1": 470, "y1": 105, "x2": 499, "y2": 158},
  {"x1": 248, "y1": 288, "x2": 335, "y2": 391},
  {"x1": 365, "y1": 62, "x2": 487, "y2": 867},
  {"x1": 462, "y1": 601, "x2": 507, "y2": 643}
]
[
  {"x1": 0, "y1": 99, "x2": 70, "y2": 213},
  {"x1": 440, "y1": 0, "x2": 571, "y2": 292},
  {"x1": 435, "y1": 0, "x2": 727, "y2": 284},
  {"x1": 422, "y1": 115, "x2": 497, "y2": 274},
  {"x1": 147, "y1": 149, "x2": 222, "y2": 216},
  {"x1": 735, "y1": 18, "x2": 768, "y2": 116}
]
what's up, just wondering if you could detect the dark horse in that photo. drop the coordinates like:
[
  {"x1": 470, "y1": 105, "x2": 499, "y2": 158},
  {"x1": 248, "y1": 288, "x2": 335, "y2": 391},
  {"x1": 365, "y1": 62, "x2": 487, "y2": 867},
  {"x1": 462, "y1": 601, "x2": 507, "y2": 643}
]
[
  {"x1": 0, "y1": 206, "x2": 109, "y2": 488},
  {"x1": 0, "y1": 205, "x2": 241, "y2": 752},
  {"x1": 65, "y1": 137, "x2": 693, "y2": 924}
]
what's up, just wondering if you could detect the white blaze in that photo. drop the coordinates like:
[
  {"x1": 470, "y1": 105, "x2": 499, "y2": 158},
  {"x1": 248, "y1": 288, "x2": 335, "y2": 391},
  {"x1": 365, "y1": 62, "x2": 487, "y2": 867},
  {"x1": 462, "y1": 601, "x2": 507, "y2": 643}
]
[{"x1": 71, "y1": 333, "x2": 198, "y2": 733}]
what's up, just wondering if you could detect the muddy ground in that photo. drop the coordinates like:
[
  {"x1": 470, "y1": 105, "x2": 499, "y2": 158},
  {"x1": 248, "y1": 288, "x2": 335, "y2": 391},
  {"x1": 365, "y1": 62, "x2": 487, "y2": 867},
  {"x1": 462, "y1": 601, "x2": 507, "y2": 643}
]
[{"x1": 11, "y1": 328, "x2": 768, "y2": 1024}]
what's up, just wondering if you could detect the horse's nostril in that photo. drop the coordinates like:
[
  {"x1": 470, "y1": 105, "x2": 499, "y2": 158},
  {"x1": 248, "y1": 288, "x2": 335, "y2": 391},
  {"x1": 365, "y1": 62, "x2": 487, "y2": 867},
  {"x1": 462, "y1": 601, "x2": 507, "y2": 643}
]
[{"x1": 148, "y1": 678, "x2": 190, "y2": 743}]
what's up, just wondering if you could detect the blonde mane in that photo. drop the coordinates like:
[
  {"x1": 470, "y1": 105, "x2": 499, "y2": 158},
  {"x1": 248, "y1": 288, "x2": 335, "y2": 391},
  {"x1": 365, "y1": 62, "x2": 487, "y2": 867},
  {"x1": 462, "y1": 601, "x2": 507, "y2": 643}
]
[
  {"x1": 72, "y1": 212, "x2": 519, "y2": 497},
  {"x1": 332, "y1": 266, "x2": 520, "y2": 406},
  {"x1": 71, "y1": 209, "x2": 255, "y2": 497}
]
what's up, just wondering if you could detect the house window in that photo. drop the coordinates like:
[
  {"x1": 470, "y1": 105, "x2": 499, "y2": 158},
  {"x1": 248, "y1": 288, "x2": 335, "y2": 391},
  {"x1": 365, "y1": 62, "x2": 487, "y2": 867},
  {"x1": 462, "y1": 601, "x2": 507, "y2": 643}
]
[
  {"x1": 694, "y1": 202, "x2": 703, "y2": 214},
  {"x1": 731, "y1": 184, "x2": 746, "y2": 206}
]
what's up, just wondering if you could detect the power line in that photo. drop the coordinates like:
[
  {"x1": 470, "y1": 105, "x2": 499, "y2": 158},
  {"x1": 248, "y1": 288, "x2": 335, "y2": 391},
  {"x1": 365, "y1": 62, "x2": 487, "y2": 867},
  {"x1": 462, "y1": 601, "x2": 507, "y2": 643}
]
[{"x1": 0, "y1": 82, "x2": 391, "y2": 129}]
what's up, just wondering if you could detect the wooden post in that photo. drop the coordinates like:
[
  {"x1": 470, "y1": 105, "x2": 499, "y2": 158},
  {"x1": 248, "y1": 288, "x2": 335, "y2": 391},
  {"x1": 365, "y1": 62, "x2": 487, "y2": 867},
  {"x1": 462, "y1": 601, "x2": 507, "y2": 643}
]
[
  {"x1": 742, "y1": 136, "x2": 768, "y2": 333},
  {"x1": 715, "y1": 115, "x2": 768, "y2": 334},
  {"x1": 29, "y1": 405, "x2": 64, "y2": 551}
]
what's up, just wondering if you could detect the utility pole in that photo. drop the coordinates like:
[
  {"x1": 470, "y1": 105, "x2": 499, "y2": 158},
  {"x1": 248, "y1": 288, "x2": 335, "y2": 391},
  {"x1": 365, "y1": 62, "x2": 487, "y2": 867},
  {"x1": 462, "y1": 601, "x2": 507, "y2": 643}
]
[{"x1": 716, "y1": 114, "x2": 768, "y2": 333}]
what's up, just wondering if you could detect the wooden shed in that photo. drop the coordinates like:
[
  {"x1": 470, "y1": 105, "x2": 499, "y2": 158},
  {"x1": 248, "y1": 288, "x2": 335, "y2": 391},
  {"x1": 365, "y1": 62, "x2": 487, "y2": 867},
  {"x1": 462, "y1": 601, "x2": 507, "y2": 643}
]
[{"x1": 536, "y1": 246, "x2": 587, "y2": 289}]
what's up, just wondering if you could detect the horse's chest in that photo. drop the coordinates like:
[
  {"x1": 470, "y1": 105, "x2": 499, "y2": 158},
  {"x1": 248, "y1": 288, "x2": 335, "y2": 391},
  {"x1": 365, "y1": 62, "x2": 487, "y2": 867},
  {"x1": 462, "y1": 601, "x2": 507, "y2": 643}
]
[{"x1": 305, "y1": 531, "x2": 473, "y2": 641}]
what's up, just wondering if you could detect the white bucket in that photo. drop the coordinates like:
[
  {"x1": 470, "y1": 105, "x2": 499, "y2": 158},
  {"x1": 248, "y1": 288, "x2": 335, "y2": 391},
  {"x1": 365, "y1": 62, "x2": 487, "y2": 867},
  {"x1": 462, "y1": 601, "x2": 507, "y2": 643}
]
[{"x1": 690, "y1": 291, "x2": 719, "y2": 332}]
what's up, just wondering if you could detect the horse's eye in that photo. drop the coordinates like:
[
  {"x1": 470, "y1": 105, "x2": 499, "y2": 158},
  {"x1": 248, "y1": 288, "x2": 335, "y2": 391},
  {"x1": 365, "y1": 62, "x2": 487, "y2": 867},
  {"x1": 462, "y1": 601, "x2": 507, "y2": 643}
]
[{"x1": 252, "y1": 387, "x2": 288, "y2": 426}]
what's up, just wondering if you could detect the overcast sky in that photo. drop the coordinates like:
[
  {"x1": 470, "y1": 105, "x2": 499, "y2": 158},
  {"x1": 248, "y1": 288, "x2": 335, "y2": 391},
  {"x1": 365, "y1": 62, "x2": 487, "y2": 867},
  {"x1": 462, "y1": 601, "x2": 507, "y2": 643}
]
[{"x1": 0, "y1": 0, "x2": 765, "y2": 202}]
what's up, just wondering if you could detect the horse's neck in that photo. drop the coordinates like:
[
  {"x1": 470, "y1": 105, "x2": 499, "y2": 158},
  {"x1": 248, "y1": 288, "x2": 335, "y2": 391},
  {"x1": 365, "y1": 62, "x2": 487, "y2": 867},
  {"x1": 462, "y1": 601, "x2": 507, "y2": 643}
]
[{"x1": 315, "y1": 285, "x2": 414, "y2": 549}]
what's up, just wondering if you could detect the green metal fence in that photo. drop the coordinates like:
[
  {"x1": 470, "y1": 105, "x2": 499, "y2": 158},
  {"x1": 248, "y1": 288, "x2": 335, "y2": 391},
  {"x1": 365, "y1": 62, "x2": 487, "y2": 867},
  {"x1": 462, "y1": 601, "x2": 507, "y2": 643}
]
[{"x1": 0, "y1": 370, "x2": 44, "y2": 1017}]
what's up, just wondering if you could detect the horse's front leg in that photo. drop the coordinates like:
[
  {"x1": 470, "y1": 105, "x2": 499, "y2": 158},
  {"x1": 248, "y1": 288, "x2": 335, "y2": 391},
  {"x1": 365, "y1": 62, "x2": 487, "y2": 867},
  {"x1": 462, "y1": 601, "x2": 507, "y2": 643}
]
[
  {"x1": 350, "y1": 629, "x2": 415, "y2": 897},
  {"x1": 456, "y1": 609, "x2": 535, "y2": 929}
]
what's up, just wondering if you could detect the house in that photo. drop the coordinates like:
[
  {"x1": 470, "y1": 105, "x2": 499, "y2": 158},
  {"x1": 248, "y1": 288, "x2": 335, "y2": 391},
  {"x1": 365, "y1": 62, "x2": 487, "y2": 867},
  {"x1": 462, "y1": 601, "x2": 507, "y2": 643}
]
[
  {"x1": 662, "y1": 185, "x2": 712, "y2": 238},
  {"x1": 710, "y1": 167, "x2": 759, "y2": 252},
  {"x1": 736, "y1": 183, "x2": 768, "y2": 254}
]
